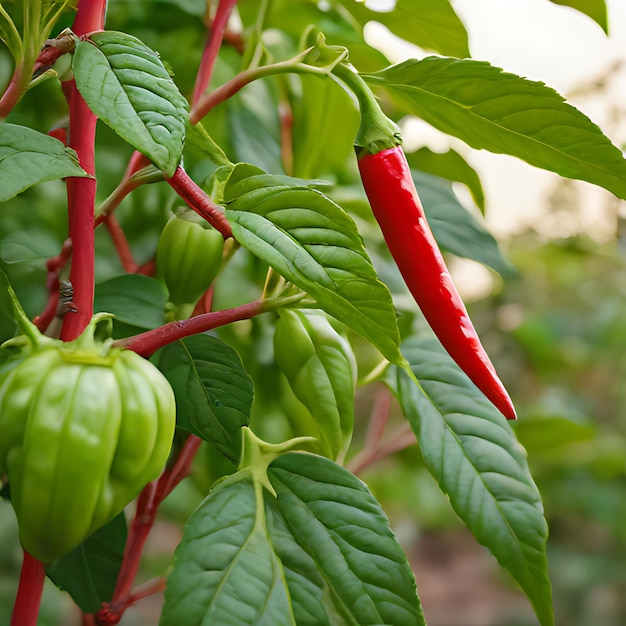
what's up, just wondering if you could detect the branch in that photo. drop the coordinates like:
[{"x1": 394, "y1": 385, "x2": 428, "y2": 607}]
[
  {"x1": 114, "y1": 298, "x2": 269, "y2": 357},
  {"x1": 166, "y1": 167, "x2": 232, "y2": 239},
  {"x1": 94, "y1": 435, "x2": 202, "y2": 625},
  {"x1": 192, "y1": 0, "x2": 239, "y2": 105},
  {"x1": 11, "y1": 551, "x2": 45, "y2": 626}
]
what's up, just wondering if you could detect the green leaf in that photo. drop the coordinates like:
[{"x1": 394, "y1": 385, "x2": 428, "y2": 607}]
[
  {"x1": 364, "y1": 57, "x2": 626, "y2": 200},
  {"x1": 344, "y1": 0, "x2": 469, "y2": 58},
  {"x1": 549, "y1": 0, "x2": 608, "y2": 33},
  {"x1": 268, "y1": 453, "x2": 425, "y2": 626},
  {"x1": 94, "y1": 274, "x2": 168, "y2": 330},
  {"x1": 0, "y1": 6, "x2": 22, "y2": 62},
  {"x1": 291, "y1": 74, "x2": 360, "y2": 179},
  {"x1": 406, "y1": 146, "x2": 485, "y2": 212},
  {"x1": 264, "y1": 496, "x2": 341, "y2": 625},
  {"x1": 160, "y1": 473, "x2": 294, "y2": 626},
  {"x1": 73, "y1": 31, "x2": 189, "y2": 177},
  {"x1": 228, "y1": 81, "x2": 283, "y2": 174},
  {"x1": 153, "y1": 334, "x2": 252, "y2": 462},
  {"x1": 46, "y1": 512, "x2": 127, "y2": 613},
  {"x1": 415, "y1": 169, "x2": 517, "y2": 278},
  {"x1": 224, "y1": 164, "x2": 402, "y2": 364},
  {"x1": 393, "y1": 336, "x2": 553, "y2": 626},
  {"x1": 0, "y1": 123, "x2": 88, "y2": 202}
]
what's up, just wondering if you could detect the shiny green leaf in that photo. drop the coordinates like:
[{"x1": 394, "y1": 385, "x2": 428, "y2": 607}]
[
  {"x1": 224, "y1": 164, "x2": 402, "y2": 364},
  {"x1": 365, "y1": 57, "x2": 626, "y2": 199},
  {"x1": 549, "y1": 0, "x2": 607, "y2": 33},
  {"x1": 153, "y1": 334, "x2": 252, "y2": 462},
  {"x1": 0, "y1": 123, "x2": 88, "y2": 202},
  {"x1": 161, "y1": 474, "x2": 294, "y2": 626},
  {"x1": 343, "y1": 0, "x2": 469, "y2": 58},
  {"x1": 269, "y1": 453, "x2": 425, "y2": 626},
  {"x1": 291, "y1": 74, "x2": 359, "y2": 179},
  {"x1": 94, "y1": 275, "x2": 168, "y2": 331},
  {"x1": 46, "y1": 512, "x2": 127, "y2": 613},
  {"x1": 73, "y1": 31, "x2": 189, "y2": 177},
  {"x1": 415, "y1": 170, "x2": 517, "y2": 278},
  {"x1": 406, "y1": 146, "x2": 485, "y2": 212},
  {"x1": 393, "y1": 336, "x2": 553, "y2": 626}
]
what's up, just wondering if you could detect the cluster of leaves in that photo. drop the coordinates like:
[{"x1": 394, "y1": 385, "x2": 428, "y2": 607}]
[{"x1": 0, "y1": 0, "x2": 622, "y2": 624}]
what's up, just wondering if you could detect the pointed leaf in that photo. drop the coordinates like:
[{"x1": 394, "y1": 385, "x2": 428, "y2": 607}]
[
  {"x1": 268, "y1": 453, "x2": 425, "y2": 626},
  {"x1": 160, "y1": 473, "x2": 294, "y2": 626},
  {"x1": 393, "y1": 335, "x2": 553, "y2": 626},
  {"x1": 406, "y1": 146, "x2": 485, "y2": 212},
  {"x1": 46, "y1": 512, "x2": 127, "y2": 613},
  {"x1": 343, "y1": 0, "x2": 469, "y2": 58},
  {"x1": 224, "y1": 165, "x2": 402, "y2": 364},
  {"x1": 549, "y1": 0, "x2": 607, "y2": 33},
  {"x1": 0, "y1": 123, "x2": 88, "y2": 202},
  {"x1": 94, "y1": 275, "x2": 168, "y2": 330},
  {"x1": 264, "y1": 497, "x2": 342, "y2": 625},
  {"x1": 364, "y1": 57, "x2": 626, "y2": 199},
  {"x1": 73, "y1": 31, "x2": 189, "y2": 177},
  {"x1": 153, "y1": 334, "x2": 252, "y2": 462},
  {"x1": 415, "y1": 169, "x2": 517, "y2": 278}
]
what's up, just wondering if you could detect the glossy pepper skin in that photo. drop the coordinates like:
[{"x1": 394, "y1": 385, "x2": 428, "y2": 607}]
[
  {"x1": 358, "y1": 146, "x2": 516, "y2": 421},
  {"x1": 273, "y1": 309, "x2": 357, "y2": 462},
  {"x1": 156, "y1": 208, "x2": 224, "y2": 318},
  {"x1": 0, "y1": 315, "x2": 176, "y2": 562}
]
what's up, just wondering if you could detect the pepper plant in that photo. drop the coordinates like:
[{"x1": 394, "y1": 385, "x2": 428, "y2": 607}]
[{"x1": 0, "y1": 1, "x2": 623, "y2": 624}]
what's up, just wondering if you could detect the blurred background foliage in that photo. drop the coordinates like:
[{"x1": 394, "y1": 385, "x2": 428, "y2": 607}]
[{"x1": 0, "y1": 0, "x2": 625, "y2": 624}]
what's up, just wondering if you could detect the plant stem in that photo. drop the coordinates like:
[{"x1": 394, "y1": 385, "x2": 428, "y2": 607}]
[
  {"x1": 189, "y1": 56, "x2": 329, "y2": 124},
  {"x1": 347, "y1": 423, "x2": 416, "y2": 475},
  {"x1": 71, "y1": 1, "x2": 107, "y2": 36},
  {"x1": 59, "y1": 78, "x2": 97, "y2": 341},
  {"x1": 192, "y1": 0, "x2": 239, "y2": 106},
  {"x1": 104, "y1": 215, "x2": 138, "y2": 273},
  {"x1": 114, "y1": 298, "x2": 270, "y2": 357},
  {"x1": 94, "y1": 435, "x2": 202, "y2": 625},
  {"x1": 11, "y1": 551, "x2": 45, "y2": 626},
  {"x1": 0, "y1": 67, "x2": 26, "y2": 119},
  {"x1": 166, "y1": 167, "x2": 233, "y2": 239},
  {"x1": 59, "y1": 0, "x2": 106, "y2": 340}
]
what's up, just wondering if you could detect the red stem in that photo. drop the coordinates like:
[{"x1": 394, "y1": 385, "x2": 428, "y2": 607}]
[
  {"x1": 115, "y1": 299, "x2": 267, "y2": 357},
  {"x1": 60, "y1": 78, "x2": 97, "y2": 341},
  {"x1": 71, "y1": 2, "x2": 107, "y2": 36},
  {"x1": 104, "y1": 215, "x2": 138, "y2": 273},
  {"x1": 192, "y1": 0, "x2": 239, "y2": 105},
  {"x1": 166, "y1": 167, "x2": 232, "y2": 239},
  {"x1": 11, "y1": 551, "x2": 46, "y2": 626},
  {"x1": 0, "y1": 67, "x2": 25, "y2": 118},
  {"x1": 347, "y1": 423, "x2": 416, "y2": 475},
  {"x1": 190, "y1": 67, "x2": 257, "y2": 124},
  {"x1": 94, "y1": 436, "x2": 202, "y2": 625},
  {"x1": 58, "y1": 0, "x2": 106, "y2": 340}
]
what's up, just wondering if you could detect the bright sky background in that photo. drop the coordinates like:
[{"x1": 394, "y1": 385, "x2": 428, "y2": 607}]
[{"x1": 366, "y1": 0, "x2": 626, "y2": 242}]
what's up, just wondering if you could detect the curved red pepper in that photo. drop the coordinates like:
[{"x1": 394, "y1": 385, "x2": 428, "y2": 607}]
[{"x1": 359, "y1": 146, "x2": 516, "y2": 420}]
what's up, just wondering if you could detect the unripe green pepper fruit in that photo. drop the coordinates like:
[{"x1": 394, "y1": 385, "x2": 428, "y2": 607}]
[
  {"x1": 156, "y1": 207, "x2": 225, "y2": 319},
  {"x1": 0, "y1": 313, "x2": 176, "y2": 562},
  {"x1": 273, "y1": 309, "x2": 357, "y2": 462}
]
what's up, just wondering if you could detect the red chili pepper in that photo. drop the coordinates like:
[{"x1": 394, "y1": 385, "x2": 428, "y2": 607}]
[{"x1": 358, "y1": 145, "x2": 516, "y2": 421}]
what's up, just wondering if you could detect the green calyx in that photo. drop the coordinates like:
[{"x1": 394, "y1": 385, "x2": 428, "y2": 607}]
[
  {"x1": 238, "y1": 427, "x2": 316, "y2": 496},
  {"x1": 331, "y1": 61, "x2": 402, "y2": 156}
]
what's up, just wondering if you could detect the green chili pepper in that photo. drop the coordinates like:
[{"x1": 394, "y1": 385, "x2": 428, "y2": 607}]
[{"x1": 273, "y1": 309, "x2": 356, "y2": 461}]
